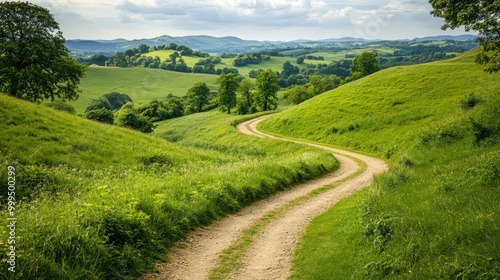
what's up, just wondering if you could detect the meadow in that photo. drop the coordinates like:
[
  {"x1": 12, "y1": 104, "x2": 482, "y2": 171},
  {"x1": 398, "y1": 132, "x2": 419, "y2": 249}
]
[
  {"x1": 69, "y1": 66, "x2": 218, "y2": 113},
  {"x1": 259, "y1": 51, "x2": 500, "y2": 278},
  {"x1": 0, "y1": 95, "x2": 338, "y2": 279},
  {"x1": 70, "y1": 52, "x2": 318, "y2": 114}
]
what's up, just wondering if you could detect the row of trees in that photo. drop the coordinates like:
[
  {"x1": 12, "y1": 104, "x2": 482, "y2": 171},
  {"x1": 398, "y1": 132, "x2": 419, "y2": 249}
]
[{"x1": 214, "y1": 69, "x2": 280, "y2": 114}]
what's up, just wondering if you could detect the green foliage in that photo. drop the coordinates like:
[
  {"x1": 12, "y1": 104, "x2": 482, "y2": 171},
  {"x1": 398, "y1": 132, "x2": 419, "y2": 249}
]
[
  {"x1": 85, "y1": 108, "x2": 114, "y2": 124},
  {"x1": 255, "y1": 69, "x2": 280, "y2": 111},
  {"x1": 0, "y1": 1, "x2": 85, "y2": 103},
  {"x1": 185, "y1": 82, "x2": 211, "y2": 113},
  {"x1": 430, "y1": 0, "x2": 500, "y2": 72},
  {"x1": 350, "y1": 52, "x2": 381, "y2": 78},
  {"x1": 136, "y1": 96, "x2": 185, "y2": 122},
  {"x1": 103, "y1": 92, "x2": 133, "y2": 110},
  {"x1": 216, "y1": 73, "x2": 239, "y2": 114},
  {"x1": 235, "y1": 78, "x2": 255, "y2": 115},
  {"x1": 115, "y1": 104, "x2": 155, "y2": 133},
  {"x1": 85, "y1": 97, "x2": 112, "y2": 112},
  {"x1": 283, "y1": 85, "x2": 312, "y2": 105}
]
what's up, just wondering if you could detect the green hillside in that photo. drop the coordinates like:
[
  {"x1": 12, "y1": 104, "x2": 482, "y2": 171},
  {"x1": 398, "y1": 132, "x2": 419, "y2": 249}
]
[
  {"x1": 260, "y1": 51, "x2": 500, "y2": 278},
  {"x1": 0, "y1": 94, "x2": 337, "y2": 279},
  {"x1": 69, "y1": 66, "x2": 218, "y2": 113}
]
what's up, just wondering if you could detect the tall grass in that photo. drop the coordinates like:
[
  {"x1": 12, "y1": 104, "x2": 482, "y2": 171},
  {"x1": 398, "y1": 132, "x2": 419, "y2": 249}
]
[
  {"x1": 0, "y1": 95, "x2": 337, "y2": 279},
  {"x1": 260, "y1": 51, "x2": 500, "y2": 279}
]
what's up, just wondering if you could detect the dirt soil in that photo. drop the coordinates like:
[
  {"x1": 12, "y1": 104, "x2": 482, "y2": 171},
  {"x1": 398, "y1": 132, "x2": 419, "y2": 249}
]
[{"x1": 140, "y1": 115, "x2": 387, "y2": 280}]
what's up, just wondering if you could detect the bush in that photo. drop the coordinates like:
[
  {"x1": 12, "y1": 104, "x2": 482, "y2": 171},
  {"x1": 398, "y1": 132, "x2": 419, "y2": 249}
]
[
  {"x1": 115, "y1": 107, "x2": 154, "y2": 133},
  {"x1": 85, "y1": 108, "x2": 114, "y2": 124},
  {"x1": 85, "y1": 92, "x2": 132, "y2": 112}
]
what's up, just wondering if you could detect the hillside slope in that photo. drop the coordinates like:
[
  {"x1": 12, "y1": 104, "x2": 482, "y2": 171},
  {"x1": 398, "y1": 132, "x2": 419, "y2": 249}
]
[
  {"x1": 260, "y1": 51, "x2": 500, "y2": 278},
  {"x1": 0, "y1": 95, "x2": 337, "y2": 279}
]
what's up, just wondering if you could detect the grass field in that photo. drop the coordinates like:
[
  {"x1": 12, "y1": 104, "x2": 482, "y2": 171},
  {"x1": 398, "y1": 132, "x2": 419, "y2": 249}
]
[
  {"x1": 69, "y1": 54, "x2": 316, "y2": 113},
  {"x1": 260, "y1": 51, "x2": 500, "y2": 279},
  {"x1": 69, "y1": 66, "x2": 218, "y2": 113},
  {"x1": 0, "y1": 95, "x2": 338, "y2": 279}
]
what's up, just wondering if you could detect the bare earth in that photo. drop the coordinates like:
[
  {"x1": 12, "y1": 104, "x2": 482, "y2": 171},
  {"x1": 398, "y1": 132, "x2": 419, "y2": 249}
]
[{"x1": 140, "y1": 115, "x2": 387, "y2": 280}]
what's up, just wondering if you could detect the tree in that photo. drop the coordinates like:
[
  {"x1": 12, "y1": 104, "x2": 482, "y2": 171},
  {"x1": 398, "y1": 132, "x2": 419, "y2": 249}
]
[
  {"x1": 85, "y1": 92, "x2": 132, "y2": 112},
  {"x1": 351, "y1": 52, "x2": 380, "y2": 77},
  {"x1": 284, "y1": 85, "x2": 312, "y2": 104},
  {"x1": 255, "y1": 69, "x2": 280, "y2": 111},
  {"x1": 236, "y1": 78, "x2": 254, "y2": 115},
  {"x1": 308, "y1": 75, "x2": 341, "y2": 96},
  {"x1": 85, "y1": 108, "x2": 114, "y2": 124},
  {"x1": 0, "y1": 2, "x2": 86, "y2": 103},
  {"x1": 115, "y1": 103, "x2": 154, "y2": 133},
  {"x1": 430, "y1": 0, "x2": 500, "y2": 73},
  {"x1": 103, "y1": 92, "x2": 132, "y2": 110},
  {"x1": 216, "y1": 73, "x2": 239, "y2": 114},
  {"x1": 85, "y1": 97, "x2": 112, "y2": 112},
  {"x1": 186, "y1": 82, "x2": 210, "y2": 113}
]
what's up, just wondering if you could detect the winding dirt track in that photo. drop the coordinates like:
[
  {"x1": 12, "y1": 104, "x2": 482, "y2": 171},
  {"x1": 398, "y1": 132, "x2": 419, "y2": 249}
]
[{"x1": 140, "y1": 115, "x2": 387, "y2": 280}]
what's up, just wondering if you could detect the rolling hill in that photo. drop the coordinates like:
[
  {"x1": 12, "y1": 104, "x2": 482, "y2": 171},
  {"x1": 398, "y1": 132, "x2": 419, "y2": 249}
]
[
  {"x1": 0, "y1": 94, "x2": 337, "y2": 279},
  {"x1": 259, "y1": 51, "x2": 500, "y2": 278}
]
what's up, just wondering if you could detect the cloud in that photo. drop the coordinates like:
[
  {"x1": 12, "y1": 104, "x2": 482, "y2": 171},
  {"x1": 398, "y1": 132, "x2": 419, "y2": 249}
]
[{"x1": 29, "y1": 0, "x2": 472, "y2": 41}]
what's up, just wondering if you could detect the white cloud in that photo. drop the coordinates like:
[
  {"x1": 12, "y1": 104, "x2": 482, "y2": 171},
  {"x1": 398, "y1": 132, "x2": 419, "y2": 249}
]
[{"x1": 28, "y1": 0, "x2": 473, "y2": 41}]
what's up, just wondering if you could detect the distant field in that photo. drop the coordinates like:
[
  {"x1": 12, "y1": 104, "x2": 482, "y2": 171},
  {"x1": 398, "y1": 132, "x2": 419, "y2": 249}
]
[
  {"x1": 305, "y1": 47, "x2": 395, "y2": 61},
  {"x1": 147, "y1": 50, "x2": 313, "y2": 77},
  {"x1": 70, "y1": 56, "x2": 312, "y2": 113},
  {"x1": 147, "y1": 50, "x2": 201, "y2": 67},
  {"x1": 70, "y1": 66, "x2": 218, "y2": 112}
]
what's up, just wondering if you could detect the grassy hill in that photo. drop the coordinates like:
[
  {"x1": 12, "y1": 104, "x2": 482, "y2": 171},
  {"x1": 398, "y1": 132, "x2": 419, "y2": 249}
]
[
  {"x1": 0, "y1": 94, "x2": 337, "y2": 279},
  {"x1": 259, "y1": 51, "x2": 500, "y2": 279},
  {"x1": 69, "y1": 66, "x2": 218, "y2": 113}
]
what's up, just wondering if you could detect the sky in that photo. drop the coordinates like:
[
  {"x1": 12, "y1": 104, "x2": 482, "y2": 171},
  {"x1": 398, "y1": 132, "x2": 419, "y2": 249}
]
[{"x1": 31, "y1": 0, "x2": 472, "y2": 41}]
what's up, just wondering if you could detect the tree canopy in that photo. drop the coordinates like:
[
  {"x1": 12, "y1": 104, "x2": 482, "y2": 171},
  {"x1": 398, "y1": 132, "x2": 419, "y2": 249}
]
[
  {"x1": 216, "y1": 73, "x2": 239, "y2": 114},
  {"x1": 0, "y1": 1, "x2": 85, "y2": 102},
  {"x1": 430, "y1": 0, "x2": 500, "y2": 73},
  {"x1": 351, "y1": 52, "x2": 380, "y2": 77},
  {"x1": 255, "y1": 69, "x2": 280, "y2": 111},
  {"x1": 186, "y1": 82, "x2": 211, "y2": 113}
]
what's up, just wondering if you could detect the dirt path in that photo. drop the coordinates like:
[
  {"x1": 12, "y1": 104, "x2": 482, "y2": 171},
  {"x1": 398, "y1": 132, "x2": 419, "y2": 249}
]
[{"x1": 140, "y1": 115, "x2": 387, "y2": 280}]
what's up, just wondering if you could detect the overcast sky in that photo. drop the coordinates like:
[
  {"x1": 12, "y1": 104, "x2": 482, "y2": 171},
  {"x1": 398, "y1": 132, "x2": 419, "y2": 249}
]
[{"x1": 32, "y1": 0, "x2": 472, "y2": 41}]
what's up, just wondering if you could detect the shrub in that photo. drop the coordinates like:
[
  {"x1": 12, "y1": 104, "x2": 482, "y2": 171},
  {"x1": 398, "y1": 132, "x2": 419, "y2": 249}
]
[
  {"x1": 85, "y1": 108, "x2": 114, "y2": 124},
  {"x1": 115, "y1": 107, "x2": 154, "y2": 133}
]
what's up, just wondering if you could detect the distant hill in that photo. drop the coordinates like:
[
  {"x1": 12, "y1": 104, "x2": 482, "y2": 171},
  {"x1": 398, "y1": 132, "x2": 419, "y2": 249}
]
[
  {"x1": 66, "y1": 34, "x2": 476, "y2": 55},
  {"x1": 413, "y1": 34, "x2": 477, "y2": 41},
  {"x1": 66, "y1": 35, "x2": 267, "y2": 54}
]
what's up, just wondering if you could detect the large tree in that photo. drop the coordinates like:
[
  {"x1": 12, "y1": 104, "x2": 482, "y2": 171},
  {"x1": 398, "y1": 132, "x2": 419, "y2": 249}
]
[
  {"x1": 255, "y1": 69, "x2": 280, "y2": 111},
  {"x1": 351, "y1": 52, "x2": 380, "y2": 77},
  {"x1": 216, "y1": 73, "x2": 239, "y2": 114},
  {"x1": 0, "y1": 1, "x2": 86, "y2": 103},
  {"x1": 430, "y1": 0, "x2": 500, "y2": 73},
  {"x1": 186, "y1": 82, "x2": 210, "y2": 113}
]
